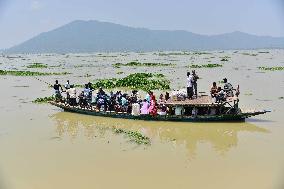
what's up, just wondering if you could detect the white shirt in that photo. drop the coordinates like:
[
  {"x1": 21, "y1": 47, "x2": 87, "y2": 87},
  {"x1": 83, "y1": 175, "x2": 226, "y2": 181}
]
[
  {"x1": 67, "y1": 88, "x2": 76, "y2": 98},
  {"x1": 187, "y1": 75, "x2": 193, "y2": 87}
]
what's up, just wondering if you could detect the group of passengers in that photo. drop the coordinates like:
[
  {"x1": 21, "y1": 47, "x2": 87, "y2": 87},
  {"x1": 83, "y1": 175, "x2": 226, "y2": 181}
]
[
  {"x1": 210, "y1": 78, "x2": 239, "y2": 102},
  {"x1": 186, "y1": 70, "x2": 237, "y2": 102},
  {"x1": 53, "y1": 72, "x2": 238, "y2": 115},
  {"x1": 53, "y1": 80, "x2": 171, "y2": 115}
]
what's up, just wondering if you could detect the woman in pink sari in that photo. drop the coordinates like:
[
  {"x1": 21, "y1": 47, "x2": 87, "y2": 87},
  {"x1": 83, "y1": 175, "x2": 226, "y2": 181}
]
[{"x1": 140, "y1": 99, "x2": 149, "y2": 114}]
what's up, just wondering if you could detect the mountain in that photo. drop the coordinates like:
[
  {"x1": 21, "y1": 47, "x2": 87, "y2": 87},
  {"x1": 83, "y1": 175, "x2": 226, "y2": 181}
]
[{"x1": 4, "y1": 20, "x2": 284, "y2": 53}]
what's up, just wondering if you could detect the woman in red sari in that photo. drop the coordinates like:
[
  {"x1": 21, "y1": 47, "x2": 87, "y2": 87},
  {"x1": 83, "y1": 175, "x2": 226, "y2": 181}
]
[{"x1": 148, "y1": 92, "x2": 157, "y2": 116}]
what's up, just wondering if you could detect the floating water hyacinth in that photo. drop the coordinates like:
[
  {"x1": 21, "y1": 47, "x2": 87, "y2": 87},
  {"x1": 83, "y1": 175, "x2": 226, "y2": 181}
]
[
  {"x1": 189, "y1": 64, "x2": 223, "y2": 68},
  {"x1": 113, "y1": 61, "x2": 175, "y2": 68},
  {"x1": 113, "y1": 127, "x2": 151, "y2": 145},
  {"x1": 33, "y1": 96, "x2": 55, "y2": 103},
  {"x1": 156, "y1": 52, "x2": 191, "y2": 56},
  {"x1": 91, "y1": 73, "x2": 170, "y2": 91},
  {"x1": 258, "y1": 67, "x2": 284, "y2": 71},
  {"x1": 27, "y1": 63, "x2": 48, "y2": 68},
  {"x1": 0, "y1": 70, "x2": 70, "y2": 76}
]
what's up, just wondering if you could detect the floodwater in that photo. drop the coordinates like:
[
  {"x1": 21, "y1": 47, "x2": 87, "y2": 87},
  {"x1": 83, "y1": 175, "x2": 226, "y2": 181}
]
[{"x1": 0, "y1": 50, "x2": 283, "y2": 189}]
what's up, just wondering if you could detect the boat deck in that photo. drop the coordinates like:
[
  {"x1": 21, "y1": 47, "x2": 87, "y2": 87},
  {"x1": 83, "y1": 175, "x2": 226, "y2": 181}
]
[
  {"x1": 165, "y1": 96, "x2": 217, "y2": 107},
  {"x1": 164, "y1": 96, "x2": 239, "y2": 107}
]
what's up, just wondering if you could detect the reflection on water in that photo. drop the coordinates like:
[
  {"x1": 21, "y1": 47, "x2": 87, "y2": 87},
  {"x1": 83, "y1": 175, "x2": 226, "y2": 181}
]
[{"x1": 51, "y1": 112, "x2": 269, "y2": 157}]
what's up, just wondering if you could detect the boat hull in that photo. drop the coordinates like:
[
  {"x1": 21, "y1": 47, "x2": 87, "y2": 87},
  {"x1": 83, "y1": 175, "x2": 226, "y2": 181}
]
[{"x1": 50, "y1": 102, "x2": 251, "y2": 122}]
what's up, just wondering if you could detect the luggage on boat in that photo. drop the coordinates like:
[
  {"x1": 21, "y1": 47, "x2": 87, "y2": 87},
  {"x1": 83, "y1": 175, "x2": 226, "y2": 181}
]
[{"x1": 132, "y1": 103, "x2": 140, "y2": 116}]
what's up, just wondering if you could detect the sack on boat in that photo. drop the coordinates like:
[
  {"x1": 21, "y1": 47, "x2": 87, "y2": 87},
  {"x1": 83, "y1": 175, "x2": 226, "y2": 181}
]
[
  {"x1": 132, "y1": 103, "x2": 140, "y2": 116},
  {"x1": 171, "y1": 89, "x2": 187, "y2": 101}
]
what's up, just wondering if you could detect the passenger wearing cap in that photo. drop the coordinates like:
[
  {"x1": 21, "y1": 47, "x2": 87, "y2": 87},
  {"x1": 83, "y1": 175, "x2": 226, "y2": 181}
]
[{"x1": 223, "y1": 78, "x2": 234, "y2": 97}]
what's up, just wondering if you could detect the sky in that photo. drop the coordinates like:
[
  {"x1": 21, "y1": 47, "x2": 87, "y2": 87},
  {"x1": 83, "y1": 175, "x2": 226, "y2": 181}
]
[{"x1": 0, "y1": 0, "x2": 284, "y2": 49}]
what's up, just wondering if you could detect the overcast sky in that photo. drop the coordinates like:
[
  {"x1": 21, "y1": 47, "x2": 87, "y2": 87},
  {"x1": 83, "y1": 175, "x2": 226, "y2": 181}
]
[{"x1": 0, "y1": 0, "x2": 284, "y2": 49}]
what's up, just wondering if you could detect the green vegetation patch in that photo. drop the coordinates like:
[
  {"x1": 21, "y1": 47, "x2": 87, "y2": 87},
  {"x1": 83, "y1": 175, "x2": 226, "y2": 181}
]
[
  {"x1": 258, "y1": 67, "x2": 284, "y2": 71},
  {"x1": 192, "y1": 52, "x2": 212, "y2": 55},
  {"x1": 220, "y1": 58, "x2": 229, "y2": 62},
  {"x1": 113, "y1": 61, "x2": 175, "y2": 68},
  {"x1": 92, "y1": 73, "x2": 170, "y2": 91},
  {"x1": 113, "y1": 127, "x2": 151, "y2": 145},
  {"x1": 0, "y1": 69, "x2": 70, "y2": 76},
  {"x1": 27, "y1": 63, "x2": 48, "y2": 68},
  {"x1": 258, "y1": 51, "x2": 269, "y2": 54},
  {"x1": 220, "y1": 56, "x2": 230, "y2": 62},
  {"x1": 157, "y1": 52, "x2": 190, "y2": 56},
  {"x1": 189, "y1": 63, "x2": 223, "y2": 69},
  {"x1": 33, "y1": 96, "x2": 55, "y2": 103}
]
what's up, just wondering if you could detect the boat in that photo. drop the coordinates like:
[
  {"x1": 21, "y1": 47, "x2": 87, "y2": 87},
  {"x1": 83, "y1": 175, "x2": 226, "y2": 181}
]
[{"x1": 49, "y1": 95, "x2": 270, "y2": 122}]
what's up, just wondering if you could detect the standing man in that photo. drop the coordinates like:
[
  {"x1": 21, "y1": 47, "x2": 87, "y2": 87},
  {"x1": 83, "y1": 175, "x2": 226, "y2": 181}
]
[
  {"x1": 64, "y1": 80, "x2": 71, "y2": 90},
  {"x1": 53, "y1": 80, "x2": 63, "y2": 101},
  {"x1": 66, "y1": 85, "x2": 77, "y2": 106},
  {"x1": 187, "y1": 72, "x2": 194, "y2": 99},
  {"x1": 192, "y1": 70, "x2": 199, "y2": 98},
  {"x1": 64, "y1": 80, "x2": 71, "y2": 104}
]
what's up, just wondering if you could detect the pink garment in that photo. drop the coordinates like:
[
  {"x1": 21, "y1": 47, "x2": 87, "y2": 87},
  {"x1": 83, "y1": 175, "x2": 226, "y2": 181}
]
[{"x1": 140, "y1": 101, "x2": 149, "y2": 114}]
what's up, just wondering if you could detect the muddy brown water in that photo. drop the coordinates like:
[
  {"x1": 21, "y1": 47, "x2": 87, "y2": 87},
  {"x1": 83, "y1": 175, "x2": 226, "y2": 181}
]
[{"x1": 0, "y1": 50, "x2": 284, "y2": 189}]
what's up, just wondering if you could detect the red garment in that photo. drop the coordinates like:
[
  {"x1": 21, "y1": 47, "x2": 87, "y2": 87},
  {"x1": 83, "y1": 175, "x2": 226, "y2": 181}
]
[
  {"x1": 149, "y1": 100, "x2": 157, "y2": 116},
  {"x1": 150, "y1": 94, "x2": 156, "y2": 101}
]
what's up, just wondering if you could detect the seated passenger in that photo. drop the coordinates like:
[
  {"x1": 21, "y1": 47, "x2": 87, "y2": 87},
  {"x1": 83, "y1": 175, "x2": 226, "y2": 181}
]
[
  {"x1": 145, "y1": 91, "x2": 151, "y2": 103},
  {"x1": 223, "y1": 78, "x2": 234, "y2": 97},
  {"x1": 97, "y1": 87, "x2": 105, "y2": 96},
  {"x1": 140, "y1": 99, "x2": 149, "y2": 115},
  {"x1": 83, "y1": 84, "x2": 90, "y2": 98},
  {"x1": 148, "y1": 98, "x2": 157, "y2": 116},
  {"x1": 165, "y1": 92, "x2": 170, "y2": 101},
  {"x1": 158, "y1": 94, "x2": 165, "y2": 104},
  {"x1": 78, "y1": 91, "x2": 85, "y2": 107},
  {"x1": 216, "y1": 87, "x2": 226, "y2": 102},
  {"x1": 158, "y1": 105, "x2": 167, "y2": 115},
  {"x1": 192, "y1": 107, "x2": 198, "y2": 117},
  {"x1": 121, "y1": 94, "x2": 128, "y2": 112},
  {"x1": 210, "y1": 82, "x2": 218, "y2": 97}
]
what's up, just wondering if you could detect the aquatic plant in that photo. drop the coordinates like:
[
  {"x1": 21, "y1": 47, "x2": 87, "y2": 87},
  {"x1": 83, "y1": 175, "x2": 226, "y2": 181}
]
[
  {"x1": 113, "y1": 127, "x2": 151, "y2": 145},
  {"x1": 220, "y1": 58, "x2": 229, "y2": 62},
  {"x1": 33, "y1": 96, "x2": 55, "y2": 103},
  {"x1": 113, "y1": 61, "x2": 175, "y2": 68},
  {"x1": 258, "y1": 67, "x2": 284, "y2": 71},
  {"x1": 220, "y1": 56, "x2": 230, "y2": 62},
  {"x1": 193, "y1": 52, "x2": 212, "y2": 55},
  {"x1": 0, "y1": 69, "x2": 70, "y2": 76},
  {"x1": 116, "y1": 71, "x2": 124, "y2": 75},
  {"x1": 27, "y1": 63, "x2": 48, "y2": 68},
  {"x1": 258, "y1": 51, "x2": 269, "y2": 54},
  {"x1": 91, "y1": 73, "x2": 170, "y2": 91},
  {"x1": 157, "y1": 52, "x2": 190, "y2": 56},
  {"x1": 189, "y1": 64, "x2": 223, "y2": 68}
]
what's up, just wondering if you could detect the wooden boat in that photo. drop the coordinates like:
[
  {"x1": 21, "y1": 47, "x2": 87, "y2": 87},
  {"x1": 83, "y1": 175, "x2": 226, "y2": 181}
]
[{"x1": 49, "y1": 95, "x2": 270, "y2": 122}]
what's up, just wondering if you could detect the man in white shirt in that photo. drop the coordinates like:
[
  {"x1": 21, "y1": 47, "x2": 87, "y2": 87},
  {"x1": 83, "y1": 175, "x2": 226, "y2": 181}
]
[
  {"x1": 187, "y1": 72, "x2": 194, "y2": 99},
  {"x1": 66, "y1": 85, "x2": 77, "y2": 106}
]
